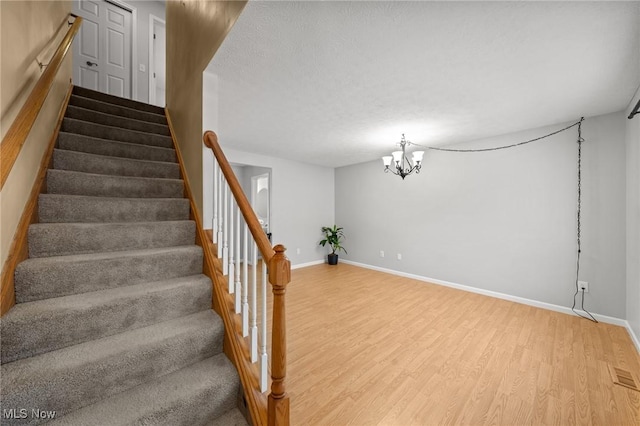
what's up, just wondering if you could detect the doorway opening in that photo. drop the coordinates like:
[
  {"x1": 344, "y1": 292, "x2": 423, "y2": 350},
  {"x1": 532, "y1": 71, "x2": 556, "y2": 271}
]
[
  {"x1": 251, "y1": 173, "x2": 271, "y2": 242},
  {"x1": 149, "y1": 14, "x2": 166, "y2": 107}
]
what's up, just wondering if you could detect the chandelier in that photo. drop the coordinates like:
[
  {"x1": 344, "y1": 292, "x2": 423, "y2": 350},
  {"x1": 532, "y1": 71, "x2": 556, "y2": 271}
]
[{"x1": 382, "y1": 134, "x2": 424, "y2": 180}]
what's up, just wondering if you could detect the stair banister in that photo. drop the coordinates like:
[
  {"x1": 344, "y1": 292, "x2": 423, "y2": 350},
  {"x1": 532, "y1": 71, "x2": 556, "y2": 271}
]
[
  {"x1": 203, "y1": 130, "x2": 290, "y2": 426},
  {"x1": 0, "y1": 13, "x2": 82, "y2": 190},
  {"x1": 204, "y1": 132, "x2": 274, "y2": 260}
]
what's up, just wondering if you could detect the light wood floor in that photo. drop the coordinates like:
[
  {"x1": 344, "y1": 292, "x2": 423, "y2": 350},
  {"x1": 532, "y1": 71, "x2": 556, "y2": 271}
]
[{"x1": 280, "y1": 263, "x2": 640, "y2": 425}]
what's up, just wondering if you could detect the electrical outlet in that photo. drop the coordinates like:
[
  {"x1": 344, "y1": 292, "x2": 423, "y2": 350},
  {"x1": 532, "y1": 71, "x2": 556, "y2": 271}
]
[
  {"x1": 380, "y1": 250, "x2": 384, "y2": 258},
  {"x1": 397, "y1": 253, "x2": 402, "y2": 260},
  {"x1": 296, "y1": 248, "x2": 301, "y2": 255},
  {"x1": 578, "y1": 280, "x2": 589, "y2": 293}
]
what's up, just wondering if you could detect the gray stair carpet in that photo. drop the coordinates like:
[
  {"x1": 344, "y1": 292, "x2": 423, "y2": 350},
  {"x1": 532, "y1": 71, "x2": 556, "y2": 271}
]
[
  {"x1": 61, "y1": 118, "x2": 173, "y2": 148},
  {"x1": 0, "y1": 86, "x2": 246, "y2": 426},
  {"x1": 57, "y1": 132, "x2": 177, "y2": 163},
  {"x1": 65, "y1": 105, "x2": 170, "y2": 136},
  {"x1": 68, "y1": 95, "x2": 168, "y2": 125}
]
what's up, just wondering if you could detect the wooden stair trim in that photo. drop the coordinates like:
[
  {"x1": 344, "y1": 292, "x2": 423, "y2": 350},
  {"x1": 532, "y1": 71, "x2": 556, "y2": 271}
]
[
  {"x1": 0, "y1": 81, "x2": 74, "y2": 316},
  {"x1": 165, "y1": 111, "x2": 268, "y2": 426}
]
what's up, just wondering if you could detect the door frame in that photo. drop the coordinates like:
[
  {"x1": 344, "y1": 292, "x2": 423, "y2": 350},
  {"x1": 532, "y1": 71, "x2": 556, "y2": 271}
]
[{"x1": 148, "y1": 13, "x2": 166, "y2": 106}]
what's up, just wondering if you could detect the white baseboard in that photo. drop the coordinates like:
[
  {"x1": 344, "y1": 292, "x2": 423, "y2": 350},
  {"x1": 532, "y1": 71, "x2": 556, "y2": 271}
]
[
  {"x1": 340, "y1": 260, "x2": 633, "y2": 333},
  {"x1": 291, "y1": 259, "x2": 325, "y2": 270},
  {"x1": 626, "y1": 323, "x2": 640, "y2": 354}
]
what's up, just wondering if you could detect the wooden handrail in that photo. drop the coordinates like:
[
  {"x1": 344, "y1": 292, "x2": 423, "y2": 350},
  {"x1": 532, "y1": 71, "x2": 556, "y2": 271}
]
[
  {"x1": 203, "y1": 130, "x2": 290, "y2": 426},
  {"x1": 203, "y1": 131, "x2": 275, "y2": 261},
  {"x1": 0, "y1": 14, "x2": 82, "y2": 190}
]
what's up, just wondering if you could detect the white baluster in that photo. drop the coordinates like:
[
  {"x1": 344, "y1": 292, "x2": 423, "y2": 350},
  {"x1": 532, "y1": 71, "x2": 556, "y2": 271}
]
[
  {"x1": 250, "y1": 241, "x2": 258, "y2": 363},
  {"x1": 216, "y1": 169, "x2": 223, "y2": 258},
  {"x1": 212, "y1": 161, "x2": 218, "y2": 244},
  {"x1": 242, "y1": 223, "x2": 249, "y2": 337},
  {"x1": 260, "y1": 257, "x2": 268, "y2": 392},
  {"x1": 235, "y1": 207, "x2": 242, "y2": 314},
  {"x1": 222, "y1": 182, "x2": 229, "y2": 276},
  {"x1": 228, "y1": 200, "x2": 235, "y2": 293}
]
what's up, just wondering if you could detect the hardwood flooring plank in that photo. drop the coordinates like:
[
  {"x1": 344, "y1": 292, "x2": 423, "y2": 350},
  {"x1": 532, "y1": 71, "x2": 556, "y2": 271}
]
[{"x1": 278, "y1": 263, "x2": 640, "y2": 425}]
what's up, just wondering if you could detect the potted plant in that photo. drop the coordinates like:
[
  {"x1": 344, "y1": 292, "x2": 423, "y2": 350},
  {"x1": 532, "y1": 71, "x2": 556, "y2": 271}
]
[{"x1": 319, "y1": 225, "x2": 347, "y2": 265}]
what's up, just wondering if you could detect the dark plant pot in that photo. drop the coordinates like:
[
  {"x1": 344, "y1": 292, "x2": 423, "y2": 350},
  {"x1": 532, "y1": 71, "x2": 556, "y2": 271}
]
[{"x1": 327, "y1": 253, "x2": 339, "y2": 265}]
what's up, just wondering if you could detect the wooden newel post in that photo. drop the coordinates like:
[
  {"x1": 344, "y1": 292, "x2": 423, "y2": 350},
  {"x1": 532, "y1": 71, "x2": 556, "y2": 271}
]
[{"x1": 268, "y1": 244, "x2": 291, "y2": 426}]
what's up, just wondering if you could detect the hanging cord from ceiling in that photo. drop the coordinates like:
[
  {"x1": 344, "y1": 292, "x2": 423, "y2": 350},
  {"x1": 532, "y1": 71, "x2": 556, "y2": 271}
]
[
  {"x1": 571, "y1": 119, "x2": 597, "y2": 323},
  {"x1": 411, "y1": 117, "x2": 597, "y2": 322},
  {"x1": 628, "y1": 98, "x2": 640, "y2": 119},
  {"x1": 410, "y1": 119, "x2": 583, "y2": 153}
]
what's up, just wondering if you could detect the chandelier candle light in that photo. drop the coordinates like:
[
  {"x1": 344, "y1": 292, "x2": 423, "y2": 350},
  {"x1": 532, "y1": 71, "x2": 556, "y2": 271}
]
[{"x1": 382, "y1": 134, "x2": 424, "y2": 180}]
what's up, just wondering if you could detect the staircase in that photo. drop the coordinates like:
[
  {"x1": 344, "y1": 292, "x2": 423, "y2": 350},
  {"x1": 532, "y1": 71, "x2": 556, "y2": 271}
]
[{"x1": 0, "y1": 87, "x2": 247, "y2": 425}]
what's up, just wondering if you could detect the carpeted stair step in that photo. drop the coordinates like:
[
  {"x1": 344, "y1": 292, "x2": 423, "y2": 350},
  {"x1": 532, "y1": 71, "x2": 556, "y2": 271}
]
[
  {"x1": 46, "y1": 169, "x2": 184, "y2": 199},
  {"x1": 73, "y1": 85, "x2": 165, "y2": 115},
  {"x1": 48, "y1": 354, "x2": 242, "y2": 426},
  {"x1": 53, "y1": 149, "x2": 179, "y2": 179},
  {"x1": 0, "y1": 311, "x2": 223, "y2": 424},
  {"x1": 69, "y1": 95, "x2": 167, "y2": 125},
  {"x1": 28, "y1": 221, "x2": 195, "y2": 258},
  {"x1": 58, "y1": 132, "x2": 176, "y2": 163},
  {"x1": 207, "y1": 408, "x2": 249, "y2": 426},
  {"x1": 14, "y1": 245, "x2": 202, "y2": 302},
  {"x1": 1, "y1": 275, "x2": 212, "y2": 364},
  {"x1": 65, "y1": 105, "x2": 170, "y2": 136},
  {"x1": 2, "y1": 86, "x2": 243, "y2": 425},
  {"x1": 39, "y1": 194, "x2": 189, "y2": 223},
  {"x1": 62, "y1": 118, "x2": 173, "y2": 148}
]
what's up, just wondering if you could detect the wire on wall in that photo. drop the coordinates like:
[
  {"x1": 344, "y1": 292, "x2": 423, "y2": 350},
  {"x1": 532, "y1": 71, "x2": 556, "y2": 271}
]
[
  {"x1": 412, "y1": 117, "x2": 597, "y2": 322},
  {"x1": 628, "y1": 98, "x2": 640, "y2": 119},
  {"x1": 571, "y1": 119, "x2": 597, "y2": 323}
]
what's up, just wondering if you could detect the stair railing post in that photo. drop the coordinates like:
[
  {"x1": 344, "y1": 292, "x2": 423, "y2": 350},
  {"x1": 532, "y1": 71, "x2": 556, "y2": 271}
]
[
  {"x1": 242, "y1": 222, "x2": 249, "y2": 337},
  {"x1": 268, "y1": 244, "x2": 290, "y2": 426},
  {"x1": 250, "y1": 241, "x2": 258, "y2": 362},
  {"x1": 216, "y1": 169, "x2": 223, "y2": 258},
  {"x1": 228, "y1": 200, "x2": 235, "y2": 293},
  {"x1": 235, "y1": 207, "x2": 242, "y2": 314},
  {"x1": 222, "y1": 182, "x2": 229, "y2": 276},
  {"x1": 260, "y1": 258, "x2": 268, "y2": 392},
  {"x1": 212, "y1": 160, "x2": 218, "y2": 244}
]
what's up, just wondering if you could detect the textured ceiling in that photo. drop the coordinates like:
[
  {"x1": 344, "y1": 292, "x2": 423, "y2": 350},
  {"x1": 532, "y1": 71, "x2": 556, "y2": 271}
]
[{"x1": 205, "y1": 1, "x2": 640, "y2": 168}]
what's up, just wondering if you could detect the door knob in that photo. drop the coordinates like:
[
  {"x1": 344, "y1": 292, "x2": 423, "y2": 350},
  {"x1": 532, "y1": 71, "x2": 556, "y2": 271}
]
[{"x1": 86, "y1": 61, "x2": 98, "y2": 67}]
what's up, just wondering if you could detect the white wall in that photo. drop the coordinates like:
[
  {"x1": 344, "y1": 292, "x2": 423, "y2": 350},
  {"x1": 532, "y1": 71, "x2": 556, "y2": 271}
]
[
  {"x1": 626, "y1": 87, "x2": 640, "y2": 342},
  {"x1": 336, "y1": 112, "x2": 627, "y2": 319},
  {"x1": 128, "y1": 0, "x2": 165, "y2": 103}
]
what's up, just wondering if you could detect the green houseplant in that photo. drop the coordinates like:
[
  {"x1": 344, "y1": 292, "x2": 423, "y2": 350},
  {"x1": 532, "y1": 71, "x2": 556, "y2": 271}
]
[{"x1": 319, "y1": 225, "x2": 347, "y2": 265}]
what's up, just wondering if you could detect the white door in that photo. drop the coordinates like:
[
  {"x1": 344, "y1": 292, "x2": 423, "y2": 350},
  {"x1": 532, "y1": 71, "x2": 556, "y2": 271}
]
[
  {"x1": 72, "y1": 0, "x2": 132, "y2": 98},
  {"x1": 149, "y1": 16, "x2": 166, "y2": 107}
]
